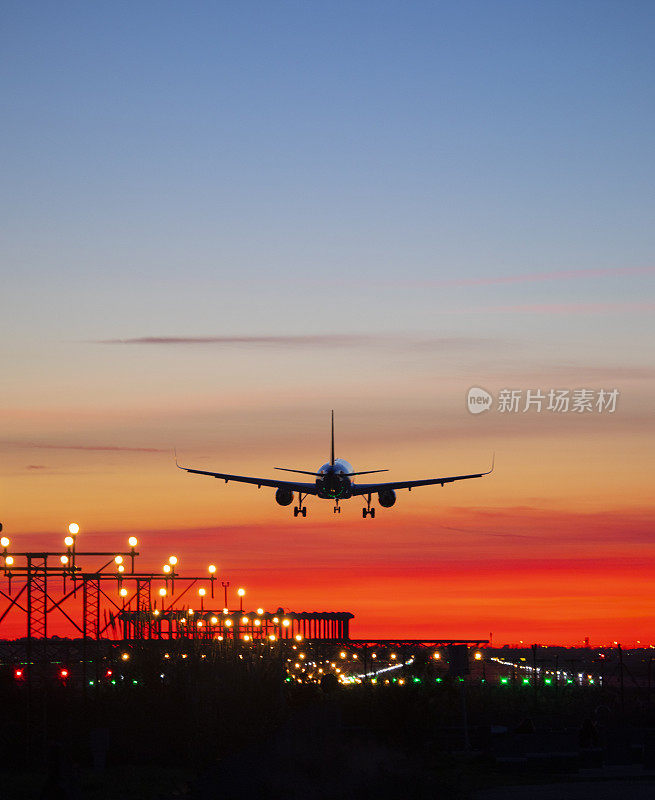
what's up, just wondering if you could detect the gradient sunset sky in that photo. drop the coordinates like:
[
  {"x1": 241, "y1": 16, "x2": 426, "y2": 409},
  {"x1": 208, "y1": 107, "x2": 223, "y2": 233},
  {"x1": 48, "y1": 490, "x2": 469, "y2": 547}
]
[{"x1": 2, "y1": 1, "x2": 654, "y2": 644}]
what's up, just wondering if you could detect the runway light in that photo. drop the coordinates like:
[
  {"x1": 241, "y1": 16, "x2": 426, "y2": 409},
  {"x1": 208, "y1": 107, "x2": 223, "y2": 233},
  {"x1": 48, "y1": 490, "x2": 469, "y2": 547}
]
[
  {"x1": 121, "y1": 653, "x2": 130, "y2": 661},
  {"x1": 500, "y1": 677, "x2": 509, "y2": 685},
  {"x1": 225, "y1": 619, "x2": 233, "y2": 627},
  {"x1": 114, "y1": 556, "x2": 123, "y2": 565},
  {"x1": 5, "y1": 556, "x2": 14, "y2": 566},
  {"x1": 60, "y1": 555, "x2": 68, "y2": 565},
  {"x1": 197, "y1": 620, "x2": 203, "y2": 627},
  {"x1": 119, "y1": 587, "x2": 128, "y2": 597},
  {"x1": 390, "y1": 653, "x2": 397, "y2": 660},
  {"x1": 282, "y1": 619, "x2": 290, "y2": 627},
  {"x1": 60, "y1": 668, "x2": 69, "y2": 679},
  {"x1": 210, "y1": 616, "x2": 218, "y2": 625},
  {"x1": 128, "y1": 536, "x2": 138, "y2": 547},
  {"x1": 254, "y1": 619, "x2": 261, "y2": 626},
  {"x1": 159, "y1": 588, "x2": 167, "y2": 597},
  {"x1": 256, "y1": 607, "x2": 264, "y2": 615},
  {"x1": 474, "y1": 652, "x2": 483, "y2": 661},
  {"x1": 14, "y1": 668, "x2": 23, "y2": 679},
  {"x1": 340, "y1": 651, "x2": 346, "y2": 659},
  {"x1": 64, "y1": 536, "x2": 74, "y2": 547},
  {"x1": 153, "y1": 609, "x2": 160, "y2": 616},
  {"x1": 208, "y1": 564, "x2": 216, "y2": 574},
  {"x1": 68, "y1": 523, "x2": 79, "y2": 535},
  {"x1": 188, "y1": 608, "x2": 194, "y2": 615},
  {"x1": 1, "y1": 537, "x2": 10, "y2": 547},
  {"x1": 243, "y1": 634, "x2": 250, "y2": 641},
  {"x1": 242, "y1": 616, "x2": 249, "y2": 624},
  {"x1": 198, "y1": 588, "x2": 206, "y2": 597},
  {"x1": 269, "y1": 634, "x2": 276, "y2": 641},
  {"x1": 223, "y1": 608, "x2": 229, "y2": 614},
  {"x1": 163, "y1": 564, "x2": 171, "y2": 574},
  {"x1": 168, "y1": 555, "x2": 178, "y2": 566},
  {"x1": 295, "y1": 634, "x2": 302, "y2": 642},
  {"x1": 117, "y1": 565, "x2": 124, "y2": 573},
  {"x1": 273, "y1": 617, "x2": 279, "y2": 624}
]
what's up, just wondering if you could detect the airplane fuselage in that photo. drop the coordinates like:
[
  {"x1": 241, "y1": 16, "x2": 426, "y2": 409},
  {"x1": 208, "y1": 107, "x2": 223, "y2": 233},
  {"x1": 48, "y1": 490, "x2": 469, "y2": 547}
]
[{"x1": 316, "y1": 458, "x2": 354, "y2": 499}]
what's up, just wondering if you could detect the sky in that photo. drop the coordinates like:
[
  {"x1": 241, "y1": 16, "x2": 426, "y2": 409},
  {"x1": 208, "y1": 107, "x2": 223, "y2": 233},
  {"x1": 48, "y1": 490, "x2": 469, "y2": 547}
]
[{"x1": 1, "y1": 1, "x2": 654, "y2": 644}]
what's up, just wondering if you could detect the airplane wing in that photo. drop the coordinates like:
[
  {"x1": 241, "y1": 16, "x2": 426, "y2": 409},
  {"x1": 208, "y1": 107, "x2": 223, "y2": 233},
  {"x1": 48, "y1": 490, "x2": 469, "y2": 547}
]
[
  {"x1": 349, "y1": 460, "x2": 494, "y2": 496},
  {"x1": 176, "y1": 461, "x2": 320, "y2": 494}
]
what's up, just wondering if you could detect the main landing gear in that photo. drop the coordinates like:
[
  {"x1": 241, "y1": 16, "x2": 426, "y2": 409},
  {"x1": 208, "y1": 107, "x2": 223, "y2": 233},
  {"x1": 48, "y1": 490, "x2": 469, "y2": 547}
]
[
  {"x1": 362, "y1": 494, "x2": 376, "y2": 519},
  {"x1": 294, "y1": 493, "x2": 308, "y2": 517},
  {"x1": 333, "y1": 502, "x2": 341, "y2": 514}
]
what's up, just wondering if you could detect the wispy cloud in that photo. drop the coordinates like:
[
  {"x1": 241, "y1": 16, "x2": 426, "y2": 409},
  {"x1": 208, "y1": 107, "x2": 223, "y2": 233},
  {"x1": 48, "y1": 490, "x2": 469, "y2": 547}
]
[
  {"x1": 410, "y1": 265, "x2": 655, "y2": 289},
  {"x1": 25, "y1": 444, "x2": 165, "y2": 453},
  {"x1": 452, "y1": 301, "x2": 655, "y2": 315},
  {"x1": 26, "y1": 464, "x2": 47, "y2": 469},
  {"x1": 92, "y1": 334, "x2": 491, "y2": 349}
]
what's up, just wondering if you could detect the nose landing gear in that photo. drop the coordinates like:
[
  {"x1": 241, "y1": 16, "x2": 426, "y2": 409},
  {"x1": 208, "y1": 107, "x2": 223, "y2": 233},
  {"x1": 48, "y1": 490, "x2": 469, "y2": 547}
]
[{"x1": 333, "y1": 503, "x2": 341, "y2": 514}]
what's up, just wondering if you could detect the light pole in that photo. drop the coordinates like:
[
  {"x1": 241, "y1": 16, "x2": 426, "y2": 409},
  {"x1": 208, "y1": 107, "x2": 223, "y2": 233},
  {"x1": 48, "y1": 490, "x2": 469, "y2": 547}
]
[
  {"x1": 222, "y1": 581, "x2": 230, "y2": 609},
  {"x1": 237, "y1": 587, "x2": 245, "y2": 613}
]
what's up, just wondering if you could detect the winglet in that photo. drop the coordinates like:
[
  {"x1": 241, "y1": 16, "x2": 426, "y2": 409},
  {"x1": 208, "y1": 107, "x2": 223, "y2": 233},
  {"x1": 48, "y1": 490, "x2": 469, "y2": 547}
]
[
  {"x1": 330, "y1": 409, "x2": 335, "y2": 466},
  {"x1": 487, "y1": 452, "x2": 495, "y2": 475},
  {"x1": 173, "y1": 447, "x2": 184, "y2": 470}
]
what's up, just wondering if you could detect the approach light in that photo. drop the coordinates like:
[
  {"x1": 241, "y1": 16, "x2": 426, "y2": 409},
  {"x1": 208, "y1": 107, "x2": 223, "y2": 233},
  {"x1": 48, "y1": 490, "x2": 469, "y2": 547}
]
[
  {"x1": 128, "y1": 536, "x2": 138, "y2": 547},
  {"x1": 119, "y1": 588, "x2": 128, "y2": 597},
  {"x1": 14, "y1": 669, "x2": 23, "y2": 679},
  {"x1": 163, "y1": 564, "x2": 171, "y2": 574},
  {"x1": 254, "y1": 619, "x2": 261, "y2": 626},
  {"x1": 118, "y1": 565, "x2": 124, "y2": 573},
  {"x1": 223, "y1": 608, "x2": 229, "y2": 614},
  {"x1": 210, "y1": 616, "x2": 218, "y2": 625},
  {"x1": 5, "y1": 556, "x2": 13, "y2": 566},
  {"x1": 282, "y1": 619, "x2": 290, "y2": 627},
  {"x1": 188, "y1": 608, "x2": 194, "y2": 615},
  {"x1": 208, "y1": 564, "x2": 216, "y2": 574},
  {"x1": 433, "y1": 652, "x2": 441, "y2": 660},
  {"x1": 121, "y1": 653, "x2": 130, "y2": 661},
  {"x1": 390, "y1": 653, "x2": 397, "y2": 660},
  {"x1": 153, "y1": 609, "x2": 160, "y2": 616},
  {"x1": 68, "y1": 523, "x2": 79, "y2": 535},
  {"x1": 237, "y1": 588, "x2": 245, "y2": 597},
  {"x1": 60, "y1": 555, "x2": 69, "y2": 565},
  {"x1": 269, "y1": 634, "x2": 276, "y2": 641},
  {"x1": 60, "y1": 668, "x2": 69, "y2": 679},
  {"x1": 242, "y1": 616, "x2": 249, "y2": 624},
  {"x1": 114, "y1": 556, "x2": 123, "y2": 565},
  {"x1": 340, "y1": 651, "x2": 346, "y2": 659},
  {"x1": 272, "y1": 617, "x2": 279, "y2": 624},
  {"x1": 243, "y1": 634, "x2": 250, "y2": 641},
  {"x1": 168, "y1": 555, "x2": 178, "y2": 566},
  {"x1": 64, "y1": 536, "x2": 74, "y2": 547},
  {"x1": 474, "y1": 651, "x2": 483, "y2": 661},
  {"x1": 256, "y1": 607, "x2": 264, "y2": 615},
  {"x1": 0, "y1": 537, "x2": 9, "y2": 548},
  {"x1": 197, "y1": 620, "x2": 203, "y2": 627},
  {"x1": 198, "y1": 588, "x2": 206, "y2": 597},
  {"x1": 225, "y1": 619, "x2": 233, "y2": 627},
  {"x1": 158, "y1": 588, "x2": 167, "y2": 597}
]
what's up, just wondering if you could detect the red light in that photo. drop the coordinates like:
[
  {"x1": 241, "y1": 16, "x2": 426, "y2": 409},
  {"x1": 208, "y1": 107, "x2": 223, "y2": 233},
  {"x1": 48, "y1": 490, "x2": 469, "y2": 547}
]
[
  {"x1": 60, "y1": 669, "x2": 69, "y2": 679},
  {"x1": 14, "y1": 669, "x2": 23, "y2": 679},
  {"x1": 105, "y1": 669, "x2": 112, "y2": 677}
]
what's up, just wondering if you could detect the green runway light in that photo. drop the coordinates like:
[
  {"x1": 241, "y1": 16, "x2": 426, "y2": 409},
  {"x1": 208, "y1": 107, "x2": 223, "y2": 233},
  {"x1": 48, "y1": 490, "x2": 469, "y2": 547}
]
[
  {"x1": 522, "y1": 678, "x2": 530, "y2": 685},
  {"x1": 566, "y1": 679, "x2": 573, "y2": 684},
  {"x1": 545, "y1": 678, "x2": 552, "y2": 685},
  {"x1": 132, "y1": 680, "x2": 138, "y2": 685},
  {"x1": 435, "y1": 678, "x2": 443, "y2": 683},
  {"x1": 89, "y1": 681, "x2": 94, "y2": 686},
  {"x1": 111, "y1": 680, "x2": 116, "y2": 685},
  {"x1": 500, "y1": 677, "x2": 509, "y2": 685}
]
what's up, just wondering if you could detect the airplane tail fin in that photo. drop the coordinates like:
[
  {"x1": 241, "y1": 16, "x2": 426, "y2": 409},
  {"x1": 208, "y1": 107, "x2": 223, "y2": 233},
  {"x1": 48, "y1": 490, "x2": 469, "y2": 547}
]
[{"x1": 330, "y1": 409, "x2": 335, "y2": 465}]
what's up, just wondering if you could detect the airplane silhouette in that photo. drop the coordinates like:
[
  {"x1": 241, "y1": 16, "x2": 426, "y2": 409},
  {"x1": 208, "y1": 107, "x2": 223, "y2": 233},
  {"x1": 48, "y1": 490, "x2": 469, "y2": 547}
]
[{"x1": 176, "y1": 411, "x2": 493, "y2": 518}]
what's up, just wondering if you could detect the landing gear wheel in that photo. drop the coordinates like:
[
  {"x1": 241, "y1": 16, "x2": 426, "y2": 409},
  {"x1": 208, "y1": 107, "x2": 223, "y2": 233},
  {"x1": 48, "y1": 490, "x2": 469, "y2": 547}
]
[
  {"x1": 370, "y1": 508, "x2": 376, "y2": 518},
  {"x1": 293, "y1": 507, "x2": 299, "y2": 517},
  {"x1": 362, "y1": 508, "x2": 367, "y2": 518},
  {"x1": 301, "y1": 507, "x2": 307, "y2": 517}
]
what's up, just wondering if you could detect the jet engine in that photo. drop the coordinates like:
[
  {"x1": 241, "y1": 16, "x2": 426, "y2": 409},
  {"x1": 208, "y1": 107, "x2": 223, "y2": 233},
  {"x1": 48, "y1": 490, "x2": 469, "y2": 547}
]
[
  {"x1": 275, "y1": 488, "x2": 294, "y2": 506},
  {"x1": 378, "y1": 489, "x2": 396, "y2": 508}
]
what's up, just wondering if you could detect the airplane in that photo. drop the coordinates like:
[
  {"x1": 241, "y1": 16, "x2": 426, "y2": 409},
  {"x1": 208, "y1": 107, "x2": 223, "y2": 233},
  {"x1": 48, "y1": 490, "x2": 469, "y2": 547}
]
[{"x1": 176, "y1": 411, "x2": 493, "y2": 518}]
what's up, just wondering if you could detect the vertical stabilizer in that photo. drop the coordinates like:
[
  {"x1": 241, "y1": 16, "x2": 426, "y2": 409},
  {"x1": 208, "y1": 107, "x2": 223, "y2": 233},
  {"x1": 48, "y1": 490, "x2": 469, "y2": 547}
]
[{"x1": 330, "y1": 410, "x2": 335, "y2": 465}]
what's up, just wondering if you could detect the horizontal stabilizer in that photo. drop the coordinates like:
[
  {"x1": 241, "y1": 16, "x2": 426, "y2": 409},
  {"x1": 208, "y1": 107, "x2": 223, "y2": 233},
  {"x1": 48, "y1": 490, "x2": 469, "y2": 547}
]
[
  {"x1": 343, "y1": 470, "x2": 388, "y2": 477},
  {"x1": 275, "y1": 467, "x2": 321, "y2": 476}
]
